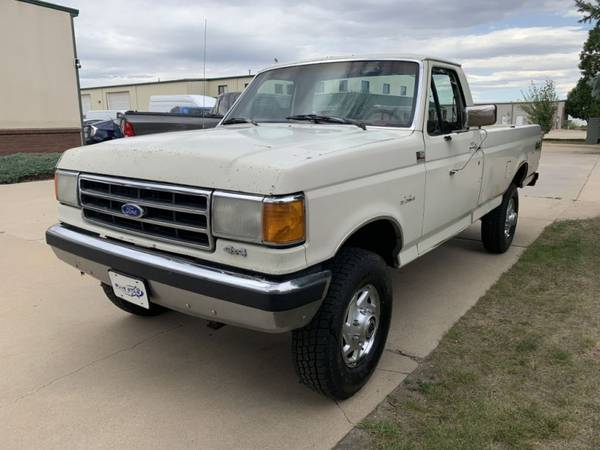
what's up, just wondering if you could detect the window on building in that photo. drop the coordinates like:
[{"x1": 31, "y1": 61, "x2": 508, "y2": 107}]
[
  {"x1": 274, "y1": 83, "x2": 283, "y2": 94},
  {"x1": 361, "y1": 80, "x2": 370, "y2": 93},
  {"x1": 218, "y1": 85, "x2": 227, "y2": 95},
  {"x1": 400, "y1": 86, "x2": 407, "y2": 96},
  {"x1": 316, "y1": 81, "x2": 325, "y2": 93},
  {"x1": 339, "y1": 79, "x2": 348, "y2": 92},
  {"x1": 383, "y1": 83, "x2": 391, "y2": 94},
  {"x1": 286, "y1": 84, "x2": 294, "y2": 95}
]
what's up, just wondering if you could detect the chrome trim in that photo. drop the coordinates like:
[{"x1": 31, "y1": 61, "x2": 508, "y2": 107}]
[
  {"x1": 262, "y1": 193, "x2": 304, "y2": 204},
  {"x1": 47, "y1": 224, "x2": 331, "y2": 333},
  {"x1": 79, "y1": 189, "x2": 205, "y2": 214},
  {"x1": 79, "y1": 174, "x2": 213, "y2": 251},
  {"x1": 82, "y1": 204, "x2": 208, "y2": 233},
  {"x1": 80, "y1": 173, "x2": 212, "y2": 197}
]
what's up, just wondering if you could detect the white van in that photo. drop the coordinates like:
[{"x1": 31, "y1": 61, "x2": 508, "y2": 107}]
[{"x1": 148, "y1": 95, "x2": 216, "y2": 113}]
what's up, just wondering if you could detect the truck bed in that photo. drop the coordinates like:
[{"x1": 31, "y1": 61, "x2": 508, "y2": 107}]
[{"x1": 121, "y1": 111, "x2": 223, "y2": 136}]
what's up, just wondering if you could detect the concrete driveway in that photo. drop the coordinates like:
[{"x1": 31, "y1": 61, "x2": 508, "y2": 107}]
[{"x1": 1, "y1": 143, "x2": 598, "y2": 449}]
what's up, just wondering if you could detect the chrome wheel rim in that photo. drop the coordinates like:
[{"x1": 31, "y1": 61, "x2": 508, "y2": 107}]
[
  {"x1": 504, "y1": 198, "x2": 518, "y2": 240},
  {"x1": 341, "y1": 284, "x2": 381, "y2": 368}
]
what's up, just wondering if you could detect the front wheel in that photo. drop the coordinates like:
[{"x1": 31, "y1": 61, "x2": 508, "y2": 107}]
[
  {"x1": 292, "y1": 247, "x2": 392, "y2": 400},
  {"x1": 481, "y1": 184, "x2": 519, "y2": 254}
]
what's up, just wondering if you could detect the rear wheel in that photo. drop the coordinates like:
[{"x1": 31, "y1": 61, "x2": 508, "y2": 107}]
[
  {"x1": 101, "y1": 283, "x2": 166, "y2": 316},
  {"x1": 481, "y1": 184, "x2": 519, "y2": 254},
  {"x1": 292, "y1": 247, "x2": 392, "y2": 400}
]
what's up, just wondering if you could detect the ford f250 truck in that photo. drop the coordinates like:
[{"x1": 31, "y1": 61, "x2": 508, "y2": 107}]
[{"x1": 47, "y1": 55, "x2": 541, "y2": 400}]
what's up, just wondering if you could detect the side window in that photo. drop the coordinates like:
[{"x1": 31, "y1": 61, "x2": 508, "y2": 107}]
[{"x1": 428, "y1": 68, "x2": 466, "y2": 135}]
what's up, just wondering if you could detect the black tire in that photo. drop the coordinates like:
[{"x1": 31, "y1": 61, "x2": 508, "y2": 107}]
[
  {"x1": 292, "y1": 247, "x2": 392, "y2": 400},
  {"x1": 481, "y1": 184, "x2": 519, "y2": 254},
  {"x1": 101, "y1": 283, "x2": 166, "y2": 316}
]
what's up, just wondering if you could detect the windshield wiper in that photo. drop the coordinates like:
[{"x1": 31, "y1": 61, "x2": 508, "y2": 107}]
[
  {"x1": 222, "y1": 117, "x2": 259, "y2": 126},
  {"x1": 286, "y1": 114, "x2": 366, "y2": 130}
]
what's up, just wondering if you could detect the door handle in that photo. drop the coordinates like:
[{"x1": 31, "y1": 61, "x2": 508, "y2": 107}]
[
  {"x1": 444, "y1": 135, "x2": 452, "y2": 142},
  {"x1": 469, "y1": 143, "x2": 478, "y2": 151}
]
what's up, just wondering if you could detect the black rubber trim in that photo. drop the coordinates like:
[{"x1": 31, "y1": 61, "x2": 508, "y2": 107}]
[
  {"x1": 527, "y1": 172, "x2": 540, "y2": 187},
  {"x1": 46, "y1": 228, "x2": 328, "y2": 312}
]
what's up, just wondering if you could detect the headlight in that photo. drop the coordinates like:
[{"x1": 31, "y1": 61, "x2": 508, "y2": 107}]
[
  {"x1": 54, "y1": 169, "x2": 79, "y2": 207},
  {"x1": 212, "y1": 192, "x2": 305, "y2": 247}
]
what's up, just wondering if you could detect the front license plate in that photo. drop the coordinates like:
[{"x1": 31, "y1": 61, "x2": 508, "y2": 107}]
[{"x1": 108, "y1": 271, "x2": 149, "y2": 309}]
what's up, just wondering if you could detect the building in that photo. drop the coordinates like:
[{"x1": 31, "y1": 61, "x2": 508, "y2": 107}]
[
  {"x1": 0, "y1": 0, "x2": 82, "y2": 155},
  {"x1": 480, "y1": 100, "x2": 567, "y2": 130},
  {"x1": 80, "y1": 76, "x2": 254, "y2": 113},
  {"x1": 81, "y1": 72, "x2": 569, "y2": 129}
]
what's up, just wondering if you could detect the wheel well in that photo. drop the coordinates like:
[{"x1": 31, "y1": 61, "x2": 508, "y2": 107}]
[
  {"x1": 513, "y1": 163, "x2": 529, "y2": 188},
  {"x1": 341, "y1": 219, "x2": 401, "y2": 267}
]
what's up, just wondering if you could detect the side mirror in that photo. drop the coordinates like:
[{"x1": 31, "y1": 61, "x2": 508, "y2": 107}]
[{"x1": 466, "y1": 105, "x2": 497, "y2": 128}]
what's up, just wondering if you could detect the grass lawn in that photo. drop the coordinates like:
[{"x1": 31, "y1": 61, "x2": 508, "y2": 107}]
[
  {"x1": 340, "y1": 218, "x2": 600, "y2": 449},
  {"x1": 0, "y1": 152, "x2": 61, "y2": 184}
]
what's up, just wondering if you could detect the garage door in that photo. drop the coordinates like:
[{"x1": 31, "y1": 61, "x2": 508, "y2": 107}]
[
  {"x1": 81, "y1": 94, "x2": 92, "y2": 114},
  {"x1": 107, "y1": 91, "x2": 130, "y2": 110}
]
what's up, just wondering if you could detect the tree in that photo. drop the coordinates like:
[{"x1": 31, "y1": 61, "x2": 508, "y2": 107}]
[
  {"x1": 566, "y1": 78, "x2": 600, "y2": 117},
  {"x1": 580, "y1": 26, "x2": 600, "y2": 78},
  {"x1": 575, "y1": 0, "x2": 600, "y2": 23},
  {"x1": 566, "y1": 1, "x2": 600, "y2": 118},
  {"x1": 521, "y1": 81, "x2": 558, "y2": 134}
]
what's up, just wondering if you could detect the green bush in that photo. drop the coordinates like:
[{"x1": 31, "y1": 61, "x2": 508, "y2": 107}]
[{"x1": 0, "y1": 152, "x2": 61, "y2": 184}]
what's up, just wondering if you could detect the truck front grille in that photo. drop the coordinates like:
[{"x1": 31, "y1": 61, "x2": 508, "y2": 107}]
[{"x1": 79, "y1": 174, "x2": 213, "y2": 250}]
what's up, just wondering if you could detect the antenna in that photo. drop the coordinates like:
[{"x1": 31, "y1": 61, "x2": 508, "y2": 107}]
[
  {"x1": 202, "y1": 18, "x2": 207, "y2": 129},
  {"x1": 203, "y1": 18, "x2": 207, "y2": 106}
]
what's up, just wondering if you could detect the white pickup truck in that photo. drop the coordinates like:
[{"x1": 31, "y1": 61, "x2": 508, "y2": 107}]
[{"x1": 47, "y1": 55, "x2": 541, "y2": 400}]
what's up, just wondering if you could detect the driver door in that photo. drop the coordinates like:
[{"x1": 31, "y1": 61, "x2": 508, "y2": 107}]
[{"x1": 418, "y1": 66, "x2": 483, "y2": 254}]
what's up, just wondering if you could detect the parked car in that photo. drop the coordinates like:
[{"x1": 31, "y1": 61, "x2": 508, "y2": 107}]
[
  {"x1": 119, "y1": 92, "x2": 242, "y2": 137},
  {"x1": 83, "y1": 119, "x2": 123, "y2": 145},
  {"x1": 148, "y1": 95, "x2": 216, "y2": 113},
  {"x1": 48, "y1": 55, "x2": 541, "y2": 400}
]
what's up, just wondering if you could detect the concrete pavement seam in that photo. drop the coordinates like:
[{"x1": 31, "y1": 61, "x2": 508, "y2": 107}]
[
  {"x1": 335, "y1": 401, "x2": 355, "y2": 426},
  {"x1": 575, "y1": 154, "x2": 600, "y2": 201},
  {"x1": 384, "y1": 348, "x2": 424, "y2": 363}
]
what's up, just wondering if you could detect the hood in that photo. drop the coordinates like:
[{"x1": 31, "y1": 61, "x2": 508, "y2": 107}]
[{"x1": 59, "y1": 124, "x2": 418, "y2": 195}]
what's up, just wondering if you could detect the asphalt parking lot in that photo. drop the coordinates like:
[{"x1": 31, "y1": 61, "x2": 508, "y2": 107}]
[{"x1": 1, "y1": 143, "x2": 599, "y2": 449}]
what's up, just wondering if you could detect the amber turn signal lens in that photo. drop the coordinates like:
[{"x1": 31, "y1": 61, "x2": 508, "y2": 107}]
[{"x1": 262, "y1": 198, "x2": 305, "y2": 245}]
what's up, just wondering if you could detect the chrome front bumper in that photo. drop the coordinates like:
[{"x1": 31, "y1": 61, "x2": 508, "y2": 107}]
[{"x1": 46, "y1": 224, "x2": 331, "y2": 333}]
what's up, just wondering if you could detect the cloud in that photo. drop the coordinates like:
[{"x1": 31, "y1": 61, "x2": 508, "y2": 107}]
[{"x1": 62, "y1": 0, "x2": 588, "y2": 101}]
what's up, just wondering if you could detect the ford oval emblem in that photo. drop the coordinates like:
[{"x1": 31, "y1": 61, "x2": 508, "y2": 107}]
[{"x1": 121, "y1": 203, "x2": 145, "y2": 218}]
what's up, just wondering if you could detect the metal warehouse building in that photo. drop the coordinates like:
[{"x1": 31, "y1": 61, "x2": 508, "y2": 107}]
[
  {"x1": 80, "y1": 76, "x2": 254, "y2": 113},
  {"x1": 0, "y1": 0, "x2": 82, "y2": 155}
]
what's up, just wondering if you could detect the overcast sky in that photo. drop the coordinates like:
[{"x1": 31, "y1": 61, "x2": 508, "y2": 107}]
[{"x1": 63, "y1": 0, "x2": 591, "y2": 102}]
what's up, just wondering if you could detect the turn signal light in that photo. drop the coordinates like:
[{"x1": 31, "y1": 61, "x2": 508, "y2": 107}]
[{"x1": 262, "y1": 197, "x2": 305, "y2": 245}]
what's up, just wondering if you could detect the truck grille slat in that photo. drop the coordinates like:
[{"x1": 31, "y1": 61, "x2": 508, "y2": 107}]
[{"x1": 79, "y1": 175, "x2": 213, "y2": 250}]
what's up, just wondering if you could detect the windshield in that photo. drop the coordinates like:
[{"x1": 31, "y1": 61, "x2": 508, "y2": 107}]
[{"x1": 226, "y1": 60, "x2": 420, "y2": 128}]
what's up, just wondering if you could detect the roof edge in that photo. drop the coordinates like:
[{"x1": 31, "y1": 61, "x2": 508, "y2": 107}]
[
  {"x1": 17, "y1": 0, "x2": 78, "y2": 17},
  {"x1": 81, "y1": 75, "x2": 254, "y2": 91}
]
